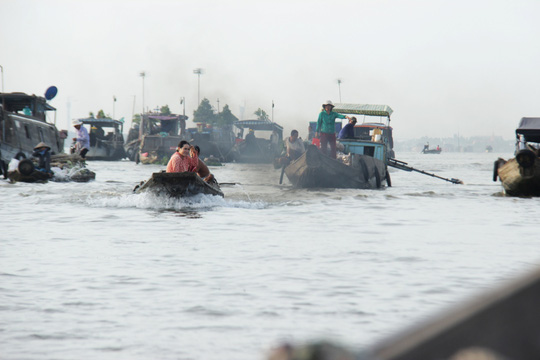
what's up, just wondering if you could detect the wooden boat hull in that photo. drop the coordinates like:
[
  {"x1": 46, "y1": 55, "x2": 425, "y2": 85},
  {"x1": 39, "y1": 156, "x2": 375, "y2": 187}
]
[
  {"x1": 134, "y1": 171, "x2": 224, "y2": 197},
  {"x1": 422, "y1": 149, "x2": 441, "y2": 154},
  {"x1": 284, "y1": 145, "x2": 386, "y2": 189},
  {"x1": 495, "y1": 157, "x2": 540, "y2": 196}
]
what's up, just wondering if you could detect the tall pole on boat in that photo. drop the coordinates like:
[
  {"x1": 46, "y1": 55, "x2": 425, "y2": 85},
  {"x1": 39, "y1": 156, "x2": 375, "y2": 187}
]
[
  {"x1": 180, "y1": 97, "x2": 185, "y2": 117},
  {"x1": 113, "y1": 95, "x2": 116, "y2": 119},
  {"x1": 0, "y1": 65, "x2": 4, "y2": 92},
  {"x1": 193, "y1": 68, "x2": 204, "y2": 105},
  {"x1": 272, "y1": 100, "x2": 274, "y2": 122},
  {"x1": 139, "y1": 71, "x2": 146, "y2": 114},
  {"x1": 337, "y1": 79, "x2": 342, "y2": 102}
]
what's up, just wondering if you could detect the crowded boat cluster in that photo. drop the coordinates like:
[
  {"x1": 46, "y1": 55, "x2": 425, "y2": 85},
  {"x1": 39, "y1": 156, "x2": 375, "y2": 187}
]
[{"x1": 1, "y1": 89, "x2": 539, "y2": 197}]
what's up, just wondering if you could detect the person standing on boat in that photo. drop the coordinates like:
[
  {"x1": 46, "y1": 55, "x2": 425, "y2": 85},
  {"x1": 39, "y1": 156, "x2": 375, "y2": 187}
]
[
  {"x1": 166, "y1": 140, "x2": 214, "y2": 182},
  {"x1": 316, "y1": 100, "x2": 351, "y2": 159},
  {"x1": 284, "y1": 129, "x2": 306, "y2": 161},
  {"x1": 338, "y1": 117, "x2": 357, "y2": 139},
  {"x1": 72, "y1": 120, "x2": 90, "y2": 158}
]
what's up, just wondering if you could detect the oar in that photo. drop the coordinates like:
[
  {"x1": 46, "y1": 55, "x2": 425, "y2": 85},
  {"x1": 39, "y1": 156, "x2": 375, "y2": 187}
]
[
  {"x1": 279, "y1": 165, "x2": 286, "y2": 184},
  {"x1": 388, "y1": 158, "x2": 463, "y2": 184}
]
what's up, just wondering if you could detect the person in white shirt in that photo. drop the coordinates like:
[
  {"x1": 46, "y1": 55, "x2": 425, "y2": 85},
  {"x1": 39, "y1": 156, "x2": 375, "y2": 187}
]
[
  {"x1": 72, "y1": 120, "x2": 90, "y2": 158},
  {"x1": 284, "y1": 129, "x2": 305, "y2": 161}
]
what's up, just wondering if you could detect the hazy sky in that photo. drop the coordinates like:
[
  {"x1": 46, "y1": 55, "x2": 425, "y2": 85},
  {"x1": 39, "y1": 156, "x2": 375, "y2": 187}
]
[{"x1": 2, "y1": 0, "x2": 539, "y2": 140}]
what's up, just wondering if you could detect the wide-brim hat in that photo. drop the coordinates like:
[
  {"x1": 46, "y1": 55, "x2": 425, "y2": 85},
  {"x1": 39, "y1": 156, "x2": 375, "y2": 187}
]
[
  {"x1": 322, "y1": 100, "x2": 334, "y2": 108},
  {"x1": 34, "y1": 142, "x2": 51, "y2": 150},
  {"x1": 72, "y1": 119, "x2": 83, "y2": 126}
]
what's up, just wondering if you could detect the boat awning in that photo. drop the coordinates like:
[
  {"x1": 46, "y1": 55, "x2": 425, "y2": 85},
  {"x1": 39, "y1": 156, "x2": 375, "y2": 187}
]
[
  {"x1": 79, "y1": 117, "x2": 123, "y2": 126},
  {"x1": 234, "y1": 119, "x2": 283, "y2": 132},
  {"x1": 516, "y1": 117, "x2": 540, "y2": 143},
  {"x1": 332, "y1": 103, "x2": 393, "y2": 118}
]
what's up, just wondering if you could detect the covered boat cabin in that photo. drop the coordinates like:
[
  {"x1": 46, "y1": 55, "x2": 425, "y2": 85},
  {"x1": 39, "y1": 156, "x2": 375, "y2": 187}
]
[
  {"x1": 125, "y1": 112, "x2": 188, "y2": 163},
  {"x1": 77, "y1": 117, "x2": 126, "y2": 160},
  {"x1": 232, "y1": 119, "x2": 283, "y2": 163},
  {"x1": 333, "y1": 103, "x2": 395, "y2": 161},
  {"x1": 0, "y1": 92, "x2": 65, "y2": 165}
]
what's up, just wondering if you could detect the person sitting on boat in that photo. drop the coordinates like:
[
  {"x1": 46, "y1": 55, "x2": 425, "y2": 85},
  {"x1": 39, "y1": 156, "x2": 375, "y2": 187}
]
[
  {"x1": 316, "y1": 100, "x2": 351, "y2": 159},
  {"x1": 32, "y1": 142, "x2": 53, "y2": 177},
  {"x1": 337, "y1": 117, "x2": 357, "y2": 139},
  {"x1": 72, "y1": 119, "x2": 90, "y2": 158},
  {"x1": 166, "y1": 140, "x2": 214, "y2": 182},
  {"x1": 285, "y1": 129, "x2": 306, "y2": 161}
]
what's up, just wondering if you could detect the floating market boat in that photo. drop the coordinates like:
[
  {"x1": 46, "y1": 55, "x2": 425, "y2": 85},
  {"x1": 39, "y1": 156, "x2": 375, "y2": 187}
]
[
  {"x1": 124, "y1": 112, "x2": 189, "y2": 164},
  {"x1": 73, "y1": 117, "x2": 126, "y2": 160},
  {"x1": 7, "y1": 153, "x2": 96, "y2": 183},
  {"x1": 284, "y1": 144, "x2": 387, "y2": 189},
  {"x1": 133, "y1": 171, "x2": 224, "y2": 197},
  {"x1": 285, "y1": 103, "x2": 393, "y2": 189},
  {"x1": 229, "y1": 119, "x2": 283, "y2": 163},
  {"x1": 0, "y1": 89, "x2": 67, "y2": 178},
  {"x1": 421, "y1": 143, "x2": 442, "y2": 154},
  {"x1": 493, "y1": 117, "x2": 540, "y2": 196}
]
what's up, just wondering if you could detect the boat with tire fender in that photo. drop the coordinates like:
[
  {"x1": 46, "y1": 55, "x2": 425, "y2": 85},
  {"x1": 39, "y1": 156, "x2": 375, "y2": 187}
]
[
  {"x1": 493, "y1": 117, "x2": 540, "y2": 196},
  {"x1": 284, "y1": 103, "x2": 393, "y2": 189}
]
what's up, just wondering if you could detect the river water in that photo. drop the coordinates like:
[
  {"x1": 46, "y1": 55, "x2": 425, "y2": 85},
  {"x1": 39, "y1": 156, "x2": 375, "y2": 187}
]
[{"x1": 2, "y1": 151, "x2": 539, "y2": 360}]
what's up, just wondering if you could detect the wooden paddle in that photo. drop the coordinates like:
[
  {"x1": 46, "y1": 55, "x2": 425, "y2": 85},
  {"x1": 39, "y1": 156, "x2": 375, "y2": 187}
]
[{"x1": 279, "y1": 165, "x2": 286, "y2": 184}]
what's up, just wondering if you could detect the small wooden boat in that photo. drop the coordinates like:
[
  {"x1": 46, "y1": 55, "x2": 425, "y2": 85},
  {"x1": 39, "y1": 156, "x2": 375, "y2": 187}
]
[
  {"x1": 494, "y1": 117, "x2": 540, "y2": 196},
  {"x1": 421, "y1": 144, "x2": 442, "y2": 154},
  {"x1": 133, "y1": 171, "x2": 224, "y2": 197},
  {"x1": 284, "y1": 145, "x2": 387, "y2": 189},
  {"x1": 7, "y1": 154, "x2": 96, "y2": 183}
]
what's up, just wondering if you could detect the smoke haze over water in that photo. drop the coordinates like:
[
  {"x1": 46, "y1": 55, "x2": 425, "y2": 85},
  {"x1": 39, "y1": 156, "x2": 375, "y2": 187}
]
[{"x1": 2, "y1": 0, "x2": 540, "y2": 140}]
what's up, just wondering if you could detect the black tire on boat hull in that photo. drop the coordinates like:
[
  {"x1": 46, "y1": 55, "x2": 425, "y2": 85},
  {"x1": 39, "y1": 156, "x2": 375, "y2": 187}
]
[
  {"x1": 358, "y1": 157, "x2": 370, "y2": 182},
  {"x1": 18, "y1": 159, "x2": 35, "y2": 176},
  {"x1": 493, "y1": 160, "x2": 499, "y2": 182},
  {"x1": 386, "y1": 168, "x2": 391, "y2": 187},
  {"x1": 15, "y1": 152, "x2": 27, "y2": 160},
  {"x1": 375, "y1": 168, "x2": 381, "y2": 188}
]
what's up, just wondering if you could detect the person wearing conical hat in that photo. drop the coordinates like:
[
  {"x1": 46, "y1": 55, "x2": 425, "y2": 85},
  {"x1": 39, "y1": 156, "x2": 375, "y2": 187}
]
[
  {"x1": 32, "y1": 142, "x2": 52, "y2": 176},
  {"x1": 316, "y1": 100, "x2": 351, "y2": 159}
]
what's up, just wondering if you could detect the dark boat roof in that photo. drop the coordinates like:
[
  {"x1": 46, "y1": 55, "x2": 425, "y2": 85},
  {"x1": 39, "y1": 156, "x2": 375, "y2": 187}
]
[
  {"x1": 145, "y1": 114, "x2": 188, "y2": 121},
  {"x1": 0, "y1": 92, "x2": 56, "y2": 111},
  {"x1": 517, "y1": 117, "x2": 540, "y2": 142},
  {"x1": 234, "y1": 119, "x2": 283, "y2": 132},
  {"x1": 78, "y1": 117, "x2": 123, "y2": 126}
]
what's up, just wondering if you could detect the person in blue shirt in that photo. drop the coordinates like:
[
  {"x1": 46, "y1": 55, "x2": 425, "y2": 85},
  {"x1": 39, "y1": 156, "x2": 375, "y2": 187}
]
[
  {"x1": 316, "y1": 100, "x2": 351, "y2": 159},
  {"x1": 338, "y1": 117, "x2": 357, "y2": 139}
]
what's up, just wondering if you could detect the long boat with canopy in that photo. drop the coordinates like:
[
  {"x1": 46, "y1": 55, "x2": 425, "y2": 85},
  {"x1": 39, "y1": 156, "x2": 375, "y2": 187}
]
[{"x1": 284, "y1": 103, "x2": 393, "y2": 189}]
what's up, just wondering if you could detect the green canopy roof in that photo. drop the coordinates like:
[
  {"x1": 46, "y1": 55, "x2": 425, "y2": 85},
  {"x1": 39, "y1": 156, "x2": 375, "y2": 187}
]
[{"x1": 332, "y1": 103, "x2": 393, "y2": 117}]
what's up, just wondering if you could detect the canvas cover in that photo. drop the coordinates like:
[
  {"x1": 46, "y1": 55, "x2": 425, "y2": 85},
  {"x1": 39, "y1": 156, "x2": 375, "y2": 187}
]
[
  {"x1": 234, "y1": 119, "x2": 283, "y2": 132},
  {"x1": 79, "y1": 117, "x2": 123, "y2": 126},
  {"x1": 516, "y1": 117, "x2": 540, "y2": 143},
  {"x1": 332, "y1": 103, "x2": 393, "y2": 117}
]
